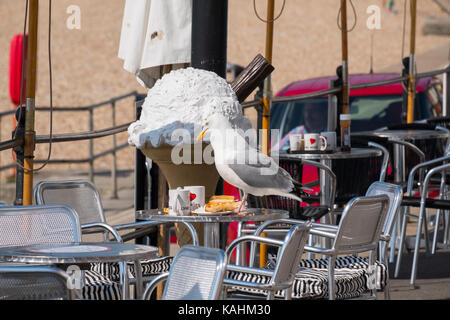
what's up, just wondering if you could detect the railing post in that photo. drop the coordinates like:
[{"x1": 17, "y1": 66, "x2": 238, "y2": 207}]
[
  {"x1": 88, "y1": 108, "x2": 94, "y2": 183},
  {"x1": 443, "y1": 64, "x2": 450, "y2": 117},
  {"x1": 111, "y1": 100, "x2": 118, "y2": 199}
]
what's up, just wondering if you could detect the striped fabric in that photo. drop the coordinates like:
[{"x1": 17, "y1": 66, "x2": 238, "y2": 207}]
[
  {"x1": 90, "y1": 256, "x2": 173, "y2": 282},
  {"x1": 227, "y1": 255, "x2": 387, "y2": 300},
  {"x1": 82, "y1": 270, "x2": 121, "y2": 300}
]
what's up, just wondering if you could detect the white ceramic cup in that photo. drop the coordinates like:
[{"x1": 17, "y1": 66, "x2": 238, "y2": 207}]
[
  {"x1": 168, "y1": 188, "x2": 191, "y2": 216},
  {"x1": 321, "y1": 131, "x2": 337, "y2": 151},
  {"x1": 184, "y1": 186, "x2": 205, "y2": 211},
  {"x1": 304, "y1": 133, "x2": 327, "y2": 151},
  {"x1": 289, "y1": 134, "x2": 304, "y2": 151}
]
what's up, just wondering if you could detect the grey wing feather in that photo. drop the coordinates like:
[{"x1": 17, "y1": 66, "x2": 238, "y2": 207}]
[{"x1": 227, "y1": 163, "x2": 294, "y2": 192}]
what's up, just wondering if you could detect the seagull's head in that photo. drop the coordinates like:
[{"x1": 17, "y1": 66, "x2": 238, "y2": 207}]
[{"x1": 196, "y1": 114, "x2": 233, "y2": 142}]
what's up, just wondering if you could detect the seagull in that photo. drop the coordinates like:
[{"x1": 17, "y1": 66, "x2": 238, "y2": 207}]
[{"x1": 197, "y1": 114, "x2": 310, "y2": 213}]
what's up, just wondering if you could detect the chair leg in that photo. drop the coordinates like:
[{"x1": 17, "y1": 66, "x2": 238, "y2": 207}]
[
  {"x1": 284, "y1": 287, "x2": 292, "y2": 300},
  {"x1": 411, "y1": 203, "x2": 428, "y2": 286},
  {"x1": 432, "y1": 210, "x2": 441, "y2": 254},
  {"x1": 328, "y1": 256, "x2": 336, "y2": 300},
  {"x1": 119, "y1": 261, "x2": 130, "y2": 300},
  {"x1": 394, "y1": 207, "x2": 409, "y2": 278},
  {"x1": 383, "y1": 248, "x2": 390, "y2": 300}
]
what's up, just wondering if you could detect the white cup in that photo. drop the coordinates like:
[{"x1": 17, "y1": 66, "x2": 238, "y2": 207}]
[
  {"x1": 304, "y1": 133, "x2": 327, "y2": 151},
  {"x1": 321, "y1": 131, "x2": 337, "y2": 151},
  {"x1": 168, "y1": 188, "x2": 191, "y2": 216},
  {"x1": 184, "y1": 186, "x2": 205, "y2": 211},
  {"x1": 289, "y1": 134, "x2": 304, "y2": 151}
]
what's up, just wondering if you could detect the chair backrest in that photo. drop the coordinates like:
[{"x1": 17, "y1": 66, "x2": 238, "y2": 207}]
[
  {"x1": 34, "y1": 179, "x2": 105, "y2": 225},
  {"x1": 270, "y1": 222, "x2": 311, "y2": 289},
  {"x1": 365, "y1": 181, "x2": 403, "y2": 238},
  {"x1": 0, "y1": 265, "x2": 73, "y2": 300},
  {"x1": 334, "y1": 195, "x2": 389, "y2": 254},
  {"x1": 0, "y1": 205, "x2": 81, "y2": 246},
  {"x1": 162, "y1": 245, "x2": 226, "y2": 300}
]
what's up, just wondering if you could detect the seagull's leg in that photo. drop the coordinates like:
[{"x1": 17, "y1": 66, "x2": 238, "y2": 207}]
[{"x1": 237, "y1": 192, "x2": 248, "y2": 213}]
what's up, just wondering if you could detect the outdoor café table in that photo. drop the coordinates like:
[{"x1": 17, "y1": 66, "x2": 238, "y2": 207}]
[
  {"x1": 136, "y1": 208, "x2": 289, "y2": 249},
  {"x1": 0, "y1": 242, "x2": 158, "y2": 300},
  {"x1": 280, "y1": 148, "x2": 382, "y2": 216},
  {"x1": 354, "y1": 130, "x2": 449, "y2": 184},
  {"x1": 353, "y1": 129, "x2": 449, "y2": 261},
  {"x1": 280, "y1": 148, "x2": 382, "y2": 257}
]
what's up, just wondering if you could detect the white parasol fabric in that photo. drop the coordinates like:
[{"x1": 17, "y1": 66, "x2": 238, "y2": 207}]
[{"x1": 118, "y1": 0, "x2": 192, "y2": 88}]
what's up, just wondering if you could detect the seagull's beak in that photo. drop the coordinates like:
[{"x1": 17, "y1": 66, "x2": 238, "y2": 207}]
[{"x1": 197, "y1": 127, "x2": 209, "y2": 141}]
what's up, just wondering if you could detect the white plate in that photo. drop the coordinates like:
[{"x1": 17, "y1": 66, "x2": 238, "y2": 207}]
[{"x1": 192, "y1": 206, "x2": 233, "y2": 216}]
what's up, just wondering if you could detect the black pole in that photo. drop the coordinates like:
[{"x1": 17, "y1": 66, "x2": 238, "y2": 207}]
[
  {"x1": 191, "y1": 0, "x2": 228, "y2": 78},
  {"x1": 192, "y1": 0, "x2": 228, "y2": 247},
  {"x1": 13, "y1": 106, "x2": 25, "y2": 206}
]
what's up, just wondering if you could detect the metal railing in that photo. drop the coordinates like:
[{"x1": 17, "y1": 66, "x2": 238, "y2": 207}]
[
  {"x1": 0, "y1": 91, "x2": 140, "y2": 199},
  {"x1": 241, "y1": 65, "x2": 450, "y2": 109}
]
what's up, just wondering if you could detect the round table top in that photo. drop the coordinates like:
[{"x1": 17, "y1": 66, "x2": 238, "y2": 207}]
[
  {"x1": 136, "y1": 208, "x2": 289, "y2": 223},
  {"x1": 0, "y1": 242, "x2": 158, "y2": 264},
  {"x1": 355, "y1": 129, "x2": 448, "y2": 140},
  {"x1": 280, "y1": 147, "x2": 381, "y2": 160}
]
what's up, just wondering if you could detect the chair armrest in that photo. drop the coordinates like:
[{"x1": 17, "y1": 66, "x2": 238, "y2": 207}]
[
  {"x1": 113, "y1": 221, "x2": 168, "y2": 231},
  {"x1": 311, "y1": 222, "x2": 339, "y2": 230},
  {"x1": 309, "y1": 228, "x2": 337, "y2": 239},
  {"x1": 226, "y1": 264, "x2": 275, "y2": 277},
  {"x1": 304, "y1": 245, "x2": 335, "y2": 255},
  {"x1": 225, "y1": 235, "x2": 284, "y2": 260},
  {"x1": 114, "y1": 220, "x2": 199, "y2": 245},
  {"x1": 81, "y1": 222, "x2": 123, "y2": 243},
  {"x1": 253, "y1": 219, "x2": 308, "y2": 237},
  {"x1": 142, "y1": 272, "x2": 169, "y2": 300}
]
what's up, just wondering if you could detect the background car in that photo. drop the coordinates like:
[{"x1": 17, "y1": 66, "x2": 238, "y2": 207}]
[{"x1": 271, "y1": 73, "x2": 443, "y2": 151}]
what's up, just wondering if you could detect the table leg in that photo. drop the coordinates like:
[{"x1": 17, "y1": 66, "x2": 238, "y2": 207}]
[
  {"x1": 320, "y1": 159, "x2": 333, "y2": 258},
  {"x1": 119, "y1": 261, "x2": 130, "y2": 300},
  {"x1": 204, "y1": 223, "x2": 220, "y2": 248},
  {"x1": 134, "y1": 260, "x2": 143, "y2": 300}
]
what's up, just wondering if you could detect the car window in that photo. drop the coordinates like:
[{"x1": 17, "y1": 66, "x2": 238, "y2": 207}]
[
  {"x1": 349, "y1": 95, "x2": 403, "y2": 131},
  {"x1": 270, "y1": 92, "x2": 436, "y2": 150}
]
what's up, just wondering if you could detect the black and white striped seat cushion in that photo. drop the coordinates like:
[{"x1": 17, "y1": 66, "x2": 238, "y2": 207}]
[
  {"x1": 83, "y1": 270, "x2": 121, "y2": 300},
  {"x1": 90, "y1": 256, "x2": 173, "y2": 282},
  {"x1": 226, "y1": 256, "x2": 387, "y2": 300}
]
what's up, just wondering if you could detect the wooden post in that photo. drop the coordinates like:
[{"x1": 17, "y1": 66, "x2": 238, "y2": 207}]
[
  {"x1": 407, "y1": 0, "x2": 417, "y2": 123},
  {"x1": 22, "y1": 0, "x2": 39, "y2": 206},
  {"x1": 340, "y1": 0, "x2": 350, "y2": 116},
  {"x1": 260, "y1": 0, "x2": 275, "y2": 268}
]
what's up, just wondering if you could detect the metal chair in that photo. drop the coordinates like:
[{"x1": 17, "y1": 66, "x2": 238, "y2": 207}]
[
  {"x1": 396, "y1": 161, "x2": 450, "y2": 286},
  {"x1": 247, "y1": 194, "x2": 390, "y2": 300},
  {"x1": 34, "y1": 179, "x2": 199, "y2": 286},
  {"x1": 0, "y1": 205, "x2": 121, "y2": 300},
  {"x1": 302, "y1": 182, "x2": 403, "y2": 300},
  {"x1": 142, "y1": 245, "x2": 227, "y2": 300},
  {"x1": 222, "y1": 222, "x2": 311, "y2": 300},
  {"x1": 0, "y1": 265, "x2": 75, "y2": 300}
]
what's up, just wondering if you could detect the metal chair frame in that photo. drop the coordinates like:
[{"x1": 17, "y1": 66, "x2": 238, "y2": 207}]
[
  {"x1": 0, "y1": 265, "x2": 75, "y2": 300},
  {"x1": 142, "y1": 245, "x2": 227, "y2": 300},
  {"x1": 0, "y1": 205, "x2": 130, "y2": 300},
  {"x1": 250, "y1": 195, "x2": 390, "y2": 300},
  {"x1": 396, "y1": 161, "x2": 450, "y2": 286},
  {"x1": 34, "y1": 179, "x2": 199, "y2": 293},
  {"x1": 222, "y1": 222, "x2": 311, "y2": 300}
]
